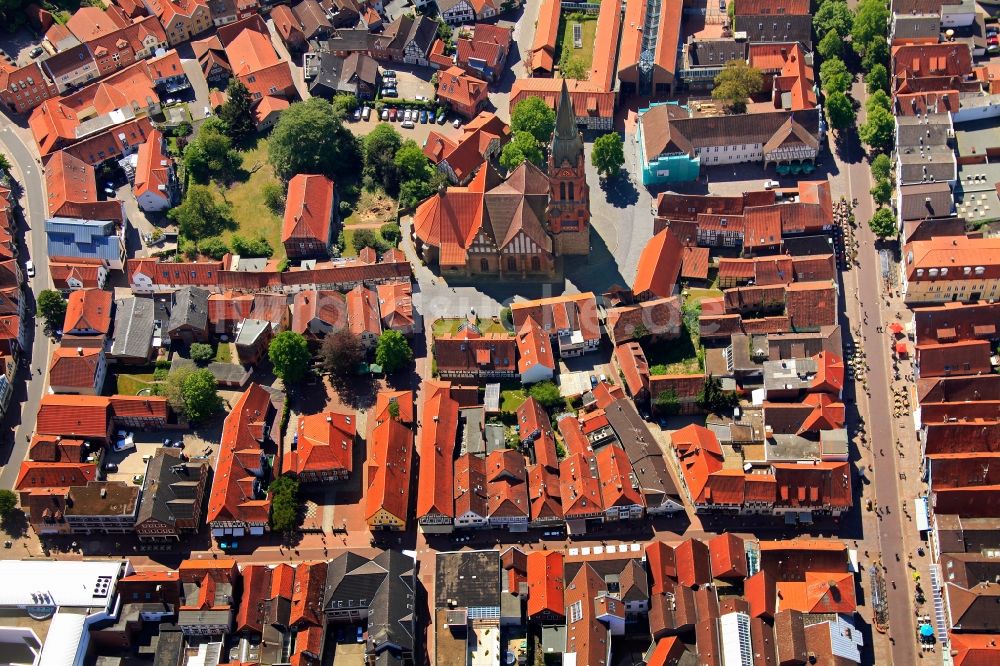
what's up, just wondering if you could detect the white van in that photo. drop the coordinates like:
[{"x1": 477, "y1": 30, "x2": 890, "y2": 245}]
[{"x1": 362, "y1": 106, "x2": 372, "y2": 121}]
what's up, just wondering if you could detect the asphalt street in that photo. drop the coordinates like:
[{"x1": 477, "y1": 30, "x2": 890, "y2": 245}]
[{"x1": 0, "y1": 118, "x2": 51, "y2": 491}]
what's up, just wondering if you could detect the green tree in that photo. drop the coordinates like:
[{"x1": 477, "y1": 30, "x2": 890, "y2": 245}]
[
  {"x1": 268, "y1": 331, "x2": 311, "y2": 384},
  {"x1": 819, "y1": 57, "x2": 852, "y2": 95},
  {"x1": 262, "y1": 182, "x2": 285, "y2": 214},
  {"x1": 268, "y1": 97, "x2": 361, "y2": 181},
  {"x1": 851, "y1": 0, "x2": 889, "y2": 57},
  {"x1": 331, "y1": 94, "x2": 360, "y2": 117},
  {"x1": 363, "y1": 123, "x2": 403, "y2": 188},
  {"x1": 180, "y1": 238, "x2": 198, "y2": 259},
  {"x1": 375, "y1": 329, "x2": 412, "y2": 373},
  {"x1": 37, "y1": 290, "x2": 67, "y2": 330},
  {"x1": 219, "y1": 78, "x2": 256, "y2": 143},
  {"x1": 499, "y1": 131, "x2": 544, "y2": 171},
  {"x1": 697, "y1": 374, "x2": 739, "y2": 414},
  {"x1": 169, "y1": 185, "x2": 235, "y2": 240},
  {"x1": 352, "y1": 228, "x2": 385, "y2": 252},
  {"x1": 528, "y1": 381, "x2": 563, "y2": 410},
  {"x1": 197, "y1": 237, "x2": 230, "y2": 260},
  {"x1": 825, "y1": 91, "x2": 856, "y2": 131},
  {"x1": 870, "y1": 153, "x2": 892, "y2": 181},
  {"x1": 380, "y1": 223, "x2": 401, "y2": 245},
  {"x1": 866, "y1": 89, "x2": 891, "y2": 115},
  {"x1": 399, "y1": 169, "x2": 447, "y2": 210},
  {"x1": 861, "y1": 38, "x2": 889, "y2": 72},
  {"x1": 269, "y1": 474, "x2": 299, "y2": 532},
  {"x1": 653, "y1": 390, "x2": 680, "y2": 416},
  {"x1": 388, "y1": 400, "x2": 400, "y2": 420},
  {"x1": 183, "y1": 121, "x2": 241, "y2": 184},
  {"x1": 230, "y1": 234, "x2": 274, "y2": 257},
  {"x1": 0, "y1": 489, "x2": 17, "y2": 520},
  {"x1": 180, "y1": 368, "x2": 223, "y2": 423},
  {"x1": 817, "y1": 28, "x2": 843, "y2": 61},
  {"x1": 0, "y1": 153, "x2": 11, "y2": 172},
  {"x1": 437, "y1": 18, "x2": 453, "y2": 42},
  {"x1": 813, "y1": 0, "x2": 853, "y2": 39},
  {"x1": 870, "y1": 178, "x2": 892, "y2": 206},
  {"x1": 559, "y1": 54, "x2": 588, "y2": 79},
  {"x1": 511, "y1": 97, "x2": 557, "y2": 144},
  {"x1": 393, "y1": 140, "x2": 431, "y2": 182},
  {"x1": 711, "y1": 60, "x2": 763, "y2": 113},
  {"x1": 859, "y1": 104, "x2": 895, "y2": 153},
  {"x1": 869, "y1": 206, "x2": 897, "y2": 238},
  {"x1": 190, "y1": 343, "x2": 214, "y2": 364},
  {"x1": 591, "y1": 132, "x2": 625, "y2": 179},
  {"x1": 865, "y1": 63, "x2": 889, "y2": 94},
  {"x1": 321, "y1": 328, "x2": 365, "y2": 379}
]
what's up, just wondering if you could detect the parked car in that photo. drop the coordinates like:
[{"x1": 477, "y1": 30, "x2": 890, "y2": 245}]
[
  {"x1": 25, "y1": 260, "x2": 34, "y2": 278},
  {"x1": 352, "y1": 108, "x2": 362, "y2": 121},
  {"x1": 763, "y1": 179, "x2": 780, "y2": 190},
  {"x1": 381, "y1": 108, "x2": 389, "y2": 121},
  {"x1": 29, "y1": 46, "x2": 43, "y2": 58},
  {"x1": 382, "y1": 69, "x2": 396, "y2": 78},
  {"x1": 453, "y1": 118, "x2": 461, "y2": 128},
  {"x1": 401, "y1": 120, "x2": 415, "y2": 129},
  {"x1": 356, "y1": 627, "x2": 364, "y2": 643},
  {"x1": 104, "y1": 462, "x2": 118, "y2": 472},
  {"x1": 437, "y1": 112, "x2": 446, "y2": 124},
  {"x1": 404, "y1": 109, "x2": 413, "y2": 121},
  {"x1": 589, "y1": 374, "x2": 598, "y2": 387},
  {"x1": 389, "y1": 108, "x2": 398, "y2": 121},
  {"x1": 419, "y1": 110, "x2": 427, "y2": 124},
  {"x1": 382, "y1": 88, "x2": 398, "y2": 97},
  {"x1": 362, "y1": 106, "x2": 371, "y2": 121},
  {"x1": 132, "y1": 474, "x2": 143, "y2": 484},
  {"x1": 415, "y1": 94, "x2": 426, "y2": 101}
]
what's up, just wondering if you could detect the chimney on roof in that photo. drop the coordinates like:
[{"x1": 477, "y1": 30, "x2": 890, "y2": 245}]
[{"x1": 77, "y1": 347, "x2": 83, "y2": 355}]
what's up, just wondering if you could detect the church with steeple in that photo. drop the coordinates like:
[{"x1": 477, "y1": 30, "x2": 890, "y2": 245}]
[
  {"x1": 410, "y1": 80, "x2": 591, "y2": 278},
  {"x1": 545, "y1": 80, "x2": 591, "y2": 256}
]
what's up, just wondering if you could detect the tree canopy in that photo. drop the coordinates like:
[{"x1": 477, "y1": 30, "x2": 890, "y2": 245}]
[
  {"x1": 591, "y1": 133, "x2": 625, "y2": 179},
  {"x1": 859, "y1": 104, "x2": 895, "y2": 153},
  {"x1": 869, "y1": 207, "x2": 897, "y2": 238},
  {"x1": 321, "y1": 328, "x2": 365, "y2": 379},
  {"x1": 161, "y1": 367, "x2": 223, "y2": 423},
  {"x1": 711, "y1": 60, "x2": 763, "y2": 113},
  {"x1": 394, "y1": 140, "x2": 431, "y2": 182},
  {"x1": 870, "y1": 153, "x2": 892, "y2": 182},
  {"x1": 852, "y1": 0, "x2": 890, "y2": 57},
  {"x1": 38, "y1": 290, "x2": 67, "y2": 331},
  {"x1": 825, "y1": 92, "x2": 856, "y2": 131},
  {"x1": 268, "y1": 98, "x2": 360, "y2": 181},
  {"x1": 870, "y1": 178, "x2": 892, "y2": 206},
  {"x1": 219, "y1": 78, "x2": 256, "y2": 144},
  {"x1": 269, "y1": 475, "x2": 299, "y2": 532},
  {"x1": 0, "y1": 489, "x2": 17, "y2": 520},
  {"x1": 268, "y1": 331, "x2": 311, "y2": 384},
  {"x1": 819, "y1": 57, "x2": 852, "y2": 95},
  {"x1": 528, "y1": 381, "x2": 563, "y2": 410},
  {"x1": 697, "y1": 375, "x2": 739, "y2": 414},
  {"x1": 866, "y1": 89, "x2": 891, "y2": 115},
  {"x1": 190, "y1": 343, "x2": 214, "y2": 364},
  {"x1": 865, "y1": 63, "x2": 889, "y2": 94},
  {"x1": 169, "y1": 184, "x2": 235, "y2": 241},
  {"x1": 499, "y1": 131, "x2": 544, "y2": 171},
  {"x1": 363, "y1": 123, "x2": 403, "y2": 188},
  {"x1": 817, "y1": 28, "x2": 843, "y2": 61},
  {"x1": 813, "y1": 0, "x2": 853, "y2": 39},
  {"x1": 511, "y1": 97, "x2": 556, "y2": 144},
  {"x1": 375, "y1": 330, "x2": 412, "y2": 373},
  {"x1": 183, "y1": 120, "x2": 242, "y2": 184}
]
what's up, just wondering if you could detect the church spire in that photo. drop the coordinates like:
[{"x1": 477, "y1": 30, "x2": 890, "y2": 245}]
[{"x1": 550, "y1": 79, "x2": 584, "y2": 168}]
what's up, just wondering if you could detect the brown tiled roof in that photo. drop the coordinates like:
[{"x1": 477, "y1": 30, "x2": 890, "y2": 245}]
[
  {"x1": 433, "y1": 326, "x2": 516, "y2": 375},
  {"x1": 454, "y1": 452, "x2": 487, "y2": 519},
  {"x1": 681, "y1": 246, "x2": 710, "y2": 280},
  {"x1": 36, "y1": 395, "x2": 110, "y2": 439},
  {"x1": 282, "y1": 174, "x2": 335, "y2": 245},
  {"x1": 15, "y1": 461, "x2": 97, "y2": 491},
  {"x1": 49, "y1": 344, "x2": 103, "y2": 388},
  {"x1": 365, "y1": 398, "x2": 414, "y2": 525},
  {"x1": 615, "y1": 342, "x2": 649, "y2": 397},
  {"x1": 45, "y1": 150, "x2": 124, "y2": 222},
  {"x1": 634, "y1": 228, "x2": 683, "y2": 299},
  {"x1": 606, "y1": 296, "x2": 682, "y2": 344},
  {"x1": 63, "y1": 288, "x2": 112, "y2": 334},
  {"x1": 416, "y1": 380, "x2": 458, "y2": 520}
]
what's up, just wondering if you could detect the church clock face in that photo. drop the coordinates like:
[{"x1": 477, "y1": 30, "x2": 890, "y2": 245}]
[{"x1": 560, "y1": 169, "x2": 574, "y2": 177}]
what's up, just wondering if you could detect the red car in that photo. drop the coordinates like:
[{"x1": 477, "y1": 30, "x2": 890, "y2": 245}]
[{"x1": 389, "y1": 108, "x2": 397, "y2": 121}]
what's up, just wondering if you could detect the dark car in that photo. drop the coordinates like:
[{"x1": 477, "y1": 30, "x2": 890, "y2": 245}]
[{"x1": 104, "y1": 462, "x2": 118, "y2": 472}]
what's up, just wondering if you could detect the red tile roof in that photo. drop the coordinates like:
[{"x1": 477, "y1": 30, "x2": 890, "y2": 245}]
[
  {"x1": 436, "y1": 66, "x2": 488, "y2": 114},
  {"x1": 287, "y1": 410, "x2": 355, "y2": 476},
  {"x1": 64, "y1": 288, "x2": 112, "y2": 335},
  {"x1": 559, "y1": 453, "x2": 603, "y2": 518},
  {"x1": 634, "y1": 228, "x2": 683, "y2": 299},
  {"x1": 346, "y1": 285, "x2": 380, "y2": 339},
  {"x1": 49, "y1": 259, "x2": 108, "y2": 290},
  {"x1": 529, "y1": 0, "x2": 560, "y2": 72},
  {"x1": 282, "y1": 174, "x2": 335, "y2": 245},
  {"x1": 526, "y1": 463, "x2": 562, "y2": 523},
  {"x1": 45, "y1": 150, "x2": 124, "y2": 222},
  {"x1": 708, "y1": 533, "x2": 748, "y2": 580},
  {"x1": 29, "y1": 435, "x2": 85, "y2": 463},
  {"x1": 510, "y1": 292, "x2": 601, "y2": 345},
  {"x1": 289, "y1": 561, "x2": 327, "y2": 627},
  {"x1": 15, "y1": 461, "x2": 97, "y2": 491},
  {"x1": 510, "y1": 78, "x2": 616, "y2": 122},
  {"x1": 681, "y1": 246, "x2": 710, "y2": 281},
  {"x1": 675, "y1": 537, "x2": 712, "y2": 588},
  {"x1": 486, "y1": 448, "x2": 529, "y2": 519},
  {"x1": 376, "y1": 281, "x2": 414, "y2": 332},
  {"x1": 456, "y1": 24, "x2": 511, "y2": 73},
  {"x1": 433, "y1": 327, "x2": 516, "y2": 376},
  {"x1": 416, "y1": 380, "x2": 459, "y2": 520},
  {"x1": 517, "y1": 396, "x2": 557, "y2": 471},
  {"x1": 516, "y1": 316, "x2": 555, "y2": 376},
  {"x1": 134, "y1": 129, "x2": 173, "y2": 202},
  {"x1": 916, "y1": 340, "x2": 993, "y2": 378},
  {"x1": 36, "y1": 394, "x2": 111, "y2": 439},
  {"x1": 206, "y1": 384, "x2": 275, "y2": 526},
  {"x1": 109, "y1": 395, "x2": 168, "y2": 420},
  {"x1": 775, "y1": 571, "x2": 856, "y2": 614},
  {"x1": 365, "y1": 393, "x2": 414, "y2": 525},
  {"x1": 48, "y1": 344, "x2": 103, "y2": 389},
  {"x1": 596, "y1": 444, "x2": 643, "y2": 510},
  {"x1": 526, "y1": 550, "x2": 564, "y2": 619},
  {"x1": 454, "y1": 452, "x2": 487, "y2": 520},
  {"x1": 615, "y1": 342, "x2": 649, "y2": 398}
]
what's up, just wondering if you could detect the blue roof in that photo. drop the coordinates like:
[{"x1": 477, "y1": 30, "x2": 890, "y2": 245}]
[{"x1": 45, "y1": 217, "x2": 121, "y2": 263}]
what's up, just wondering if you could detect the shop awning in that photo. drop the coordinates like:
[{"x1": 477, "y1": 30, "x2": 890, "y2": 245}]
[
  {"x1": 889, "y1": 322, "x2": 904, "y2": 335},
  {"x1": 895, "y1": 341, "x2": 908, "y2": 355},
  {"x1": 915, "y1": 497, "x2": 930, "y2": 532}
]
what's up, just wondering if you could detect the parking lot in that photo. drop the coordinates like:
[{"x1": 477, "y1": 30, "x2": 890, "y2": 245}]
[
  {"x1": 347, "y1": 108, "x2": 466, "y2": 144},
  {"x1": 102, "y1": 430, "x2": 210, "y2": 484}
]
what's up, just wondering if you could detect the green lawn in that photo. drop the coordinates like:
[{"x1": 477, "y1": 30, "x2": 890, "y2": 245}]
[
  {"x1": 213, "y1": 139, "x2": 286, "y2": 262},
  {"x1": 215, "y1": 342, "x2": 233, "y2": 364},
  {"x1": 686, "y1": 287, "x2": 724, "y2": 303},
  {"x1": 556, "y1": 14, "x2": 598, "y2": 78},
  {"x1": 432, "y1": 317, "x2": 509, "y2": 337},
  {"x1": 501, "y1": 389, "x2": 527, "y2": 413},
  {"x1": 116, "y1": 373, "x2": 156, "y2": 395}
]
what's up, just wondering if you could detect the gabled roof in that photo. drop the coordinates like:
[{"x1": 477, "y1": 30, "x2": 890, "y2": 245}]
[
  {"x1": 516, "y1": 316, "x2": 554, "y2": 375},
  {"x1": 134, "y1": 129, "x2": 172, "y2": 202},
  {"x1": 36, "y1": 394, "x2": 110, "y2": 439},
  {"x1": 486, "y1": 448, "x2": 529, "y2": 518},
  {"x1": 365, "y1": 406, "x2": 414, "y2": 524},
  {"x1": 49, "y1": 344, "x2": 103, "y2": 389},
  {"x1": 633, "y1": 228, "x2": 683, "y2": 299},
  {"x1": 597, "y1": 444, "x2": 643, "y2": 509},
  {"x1": 45, "y1": 150, "x2": 124, "y2": 222},
  {"x1": 416, "y1": 380, "x2": 459, "y2": 520},
  {"x1": 283, "y1": 174, "x2": 335, "y2": 245},
  {"x1": 559, "y1": 453, "x2": 603, "y2": 517},
  {"x1": 526, "y1": 550, "x2": 564, "y2": 619},
  {"x1": 15, "y1": 461, "x2": 97, "y2": 491},
  {"x1": 288, "y1": 410, "x2": 356, "y2": 476},
  {"x1": 63, "y1": 288, "x2": 112, "y2": 334},
  {"x1": 346, "y1": 285, "x2": 380, "y2": 338},
  {"x1": 708, "y1": 533, "x2": 748, "y2": 580},
  {"x1": 776, "y1": 571, "x2": 856, "y2": 614}
]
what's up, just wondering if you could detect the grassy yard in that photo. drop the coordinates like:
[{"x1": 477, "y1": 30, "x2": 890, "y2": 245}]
[
  {"x1": 116, "y1": 372, "x2": 156, "y2": 395},
  {"x1": 556, "y1": 14, "x2": 598, "y2": 78},
  {"x1": 432, "y1": 317, "x2": 509, "y2": 337},
  {"x1": 213, "y1": 139, "x2": 286, "y2": 261},
  {"x1": 501, "y1": 389, "x2": 527, "y2": 413},
  {"x1": 215, "y1": 342, "x2": 233, "y2": 364},
  {"x1": 686, "y1": 287, "x2": 724, "y2": 303},
  {"x1": 343, "y1": 189, "x2": 398, "y2": 227}
]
